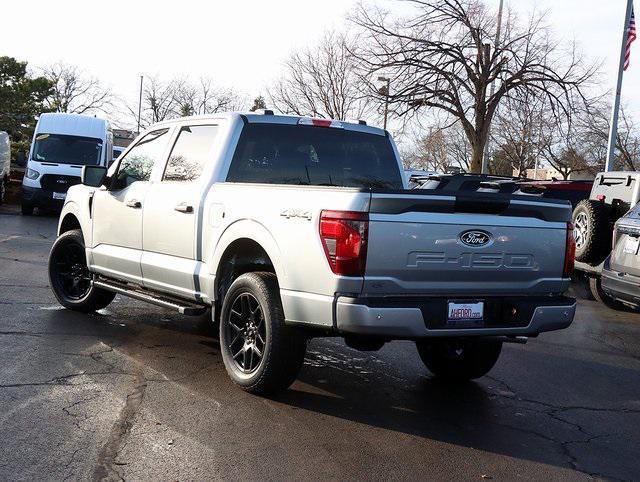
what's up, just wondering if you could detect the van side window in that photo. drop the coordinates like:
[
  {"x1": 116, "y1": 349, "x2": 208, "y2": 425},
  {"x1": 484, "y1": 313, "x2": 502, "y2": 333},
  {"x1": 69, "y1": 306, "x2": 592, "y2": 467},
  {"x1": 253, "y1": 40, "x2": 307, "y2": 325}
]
[
  {"x1": 111, "y1": 128, "x2": 170, "y2": 190},
  {"x1": 163, "y1": 125, "x2": 218, "y2": 182}
]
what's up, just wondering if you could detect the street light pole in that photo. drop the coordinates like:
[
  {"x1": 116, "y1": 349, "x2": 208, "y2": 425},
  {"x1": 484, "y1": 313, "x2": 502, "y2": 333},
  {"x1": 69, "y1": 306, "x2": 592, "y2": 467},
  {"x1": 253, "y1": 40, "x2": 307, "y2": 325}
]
[
  {"x1": 137, "y1": 75, "x2": 144, "y2": 135},
  {"x1": 481, "y1": 0, "x2": 505, "y2": 174},
  {"x1": 378, "y1": 76, "x2": 391, "y2": 130}
]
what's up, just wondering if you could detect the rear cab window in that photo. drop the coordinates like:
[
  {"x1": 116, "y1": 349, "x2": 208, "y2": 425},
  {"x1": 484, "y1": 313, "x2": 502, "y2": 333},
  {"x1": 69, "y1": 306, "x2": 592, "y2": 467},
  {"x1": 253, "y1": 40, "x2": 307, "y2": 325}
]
[{"x1": 226, "y1": 123, "x2": 403, "y2": 189}]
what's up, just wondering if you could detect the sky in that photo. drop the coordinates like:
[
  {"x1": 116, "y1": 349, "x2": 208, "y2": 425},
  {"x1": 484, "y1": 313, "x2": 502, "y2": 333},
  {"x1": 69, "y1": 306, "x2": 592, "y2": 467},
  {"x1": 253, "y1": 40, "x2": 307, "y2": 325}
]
[{"x1": 1, "y1": 0, "x2": 638, "y2": 128}]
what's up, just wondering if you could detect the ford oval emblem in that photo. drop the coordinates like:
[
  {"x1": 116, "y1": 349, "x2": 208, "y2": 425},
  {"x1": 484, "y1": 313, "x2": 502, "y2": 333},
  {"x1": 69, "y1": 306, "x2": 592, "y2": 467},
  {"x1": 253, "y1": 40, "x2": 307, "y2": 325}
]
[{"x1": 459, "y1": 230, "x2": 492, "y2": 247}]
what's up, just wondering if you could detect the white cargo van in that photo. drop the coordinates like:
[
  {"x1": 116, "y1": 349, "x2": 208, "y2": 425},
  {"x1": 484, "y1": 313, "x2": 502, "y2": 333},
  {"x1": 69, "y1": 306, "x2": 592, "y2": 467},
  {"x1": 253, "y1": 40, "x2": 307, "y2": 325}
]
[
  {"x1": 112, "y1": 145, "x2": 125, "y2": 162},
  {"x1": 21, "y1": 113, "x2": 112, "y2": 215},
  {"x1": 0, "y1": 131, "x2": 9, "y2": 204}
]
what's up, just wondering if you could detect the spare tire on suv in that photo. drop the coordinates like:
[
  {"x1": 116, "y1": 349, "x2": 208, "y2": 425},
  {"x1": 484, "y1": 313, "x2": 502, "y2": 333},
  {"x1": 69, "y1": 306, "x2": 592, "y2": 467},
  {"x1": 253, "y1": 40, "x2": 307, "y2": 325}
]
[{"x1": 572, "y1": 199, "x2": 611, "y2": 263}]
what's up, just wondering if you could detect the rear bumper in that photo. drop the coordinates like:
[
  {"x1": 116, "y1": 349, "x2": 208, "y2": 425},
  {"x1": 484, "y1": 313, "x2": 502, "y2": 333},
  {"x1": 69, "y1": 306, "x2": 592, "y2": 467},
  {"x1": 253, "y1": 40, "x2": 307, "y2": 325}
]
[
  {"x1": 335, "y1": 295, "x2": 576, "y2": 338},
  {"x1": 602, "y1": 268, "x2": 640, "y2": 306}
]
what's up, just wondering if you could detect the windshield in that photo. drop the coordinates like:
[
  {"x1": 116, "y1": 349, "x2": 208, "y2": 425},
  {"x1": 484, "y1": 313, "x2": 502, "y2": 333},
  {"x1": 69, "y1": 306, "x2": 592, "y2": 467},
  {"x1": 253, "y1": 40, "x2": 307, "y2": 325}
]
[
  {"x1": 32, "y1": 133, "x2": 103, "y2": 166},
  {"x1": 226, "y1": 124, "x2": 404, "y2": 189}
]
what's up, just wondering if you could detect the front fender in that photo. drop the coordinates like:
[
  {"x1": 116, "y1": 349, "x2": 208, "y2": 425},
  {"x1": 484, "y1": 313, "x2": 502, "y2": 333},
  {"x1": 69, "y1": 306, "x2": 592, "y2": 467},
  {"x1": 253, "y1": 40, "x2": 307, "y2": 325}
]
[{"x1": 57, "y1": 188, "x2": 94, "y2": 247}]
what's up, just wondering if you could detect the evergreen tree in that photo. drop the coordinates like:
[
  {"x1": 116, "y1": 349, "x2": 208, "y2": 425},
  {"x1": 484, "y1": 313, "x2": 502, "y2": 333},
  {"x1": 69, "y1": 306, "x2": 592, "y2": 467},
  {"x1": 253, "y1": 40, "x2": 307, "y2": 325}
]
[{"x1": 0, "y1": 57, "x2": 53, "y2": 163}]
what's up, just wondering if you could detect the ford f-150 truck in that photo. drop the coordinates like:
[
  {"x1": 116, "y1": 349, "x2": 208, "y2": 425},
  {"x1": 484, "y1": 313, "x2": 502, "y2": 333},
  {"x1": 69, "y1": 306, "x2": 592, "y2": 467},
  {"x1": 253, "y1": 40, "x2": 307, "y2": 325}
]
[{"x1": 48, "y1": 112, "x2": 577, "y2": 394}]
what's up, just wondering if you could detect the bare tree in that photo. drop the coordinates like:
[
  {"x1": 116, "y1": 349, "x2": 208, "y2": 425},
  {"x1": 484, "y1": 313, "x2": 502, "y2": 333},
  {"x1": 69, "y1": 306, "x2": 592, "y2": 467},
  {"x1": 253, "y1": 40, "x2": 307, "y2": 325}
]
[
  {"x1": 130, "y1": 76, "x2": 245, "y2": 129},
  {"x1": 352, "y1": 0, "x2": 597, "y2": 172},
  {"x1": 538, "y1": 109, "x2": 600, "y2": 179},
  {"x1": 142, "y1": 76, "x2": 182, "y2": 125},
  {"x1": 176, "y1": 77, "x2": 244, "y2": 116},
  {"x1": 43, "y1": 62, "x2": 112, "y2": 114},
  {"x1": 269, "y1": 31, "x2": 370, "y2": 120},
  {"x1": 582, "y1": 104, "x2": 640, "y2": 171},
  {"x1": 491, "y1": 91, "x2": 545, "y2": 177},
  {"x1": 406, "y1": 122, "x2": 471, "y2": 172}
]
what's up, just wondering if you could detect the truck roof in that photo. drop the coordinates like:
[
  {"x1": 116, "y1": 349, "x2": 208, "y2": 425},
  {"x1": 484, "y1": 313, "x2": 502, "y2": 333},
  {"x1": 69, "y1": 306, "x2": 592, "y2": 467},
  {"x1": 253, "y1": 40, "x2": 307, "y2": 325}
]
[
  {"x1": 150, "y1": 112, "x2": 387, "y2": 137},
  {"x1": 35, "y1": 113, "x2": 111, "y2": 139}
]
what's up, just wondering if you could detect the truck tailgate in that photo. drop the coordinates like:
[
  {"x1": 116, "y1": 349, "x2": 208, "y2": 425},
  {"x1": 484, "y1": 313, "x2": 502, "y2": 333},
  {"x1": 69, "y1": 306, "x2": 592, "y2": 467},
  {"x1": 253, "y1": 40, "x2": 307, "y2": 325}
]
[{"x1": 363, "y1": 192, "x2": 571, "y2": 297}]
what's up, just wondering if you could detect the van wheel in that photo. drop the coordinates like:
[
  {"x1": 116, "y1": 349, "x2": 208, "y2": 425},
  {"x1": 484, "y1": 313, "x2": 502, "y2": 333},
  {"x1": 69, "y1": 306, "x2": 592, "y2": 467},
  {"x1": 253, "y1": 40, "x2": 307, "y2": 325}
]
[
  {"x1": 573, "y1": 200, "x2": 610, "y2": 263},
  {"x1": 48, "y1": 229, "x2": 115, "y2": 312},
  {"x1": 416, "y1": 339, "x2": 502, "y2": 380},
  {"x1": 21, "y1": 203, "x2": 34, "y2": 216},
  {"x1": 219, "y1": 272, "x2": 307, "y2": 395}
]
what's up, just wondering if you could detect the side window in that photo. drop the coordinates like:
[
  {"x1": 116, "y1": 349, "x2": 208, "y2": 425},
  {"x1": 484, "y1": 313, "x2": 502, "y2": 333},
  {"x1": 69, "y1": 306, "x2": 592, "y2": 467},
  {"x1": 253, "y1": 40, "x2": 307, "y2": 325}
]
[
  {"x1": 163, "y1": 125, "x2": 219, "y2": 182},
  {"x1": 111, "y1": 128, "x2": 170, "y2": 190}
]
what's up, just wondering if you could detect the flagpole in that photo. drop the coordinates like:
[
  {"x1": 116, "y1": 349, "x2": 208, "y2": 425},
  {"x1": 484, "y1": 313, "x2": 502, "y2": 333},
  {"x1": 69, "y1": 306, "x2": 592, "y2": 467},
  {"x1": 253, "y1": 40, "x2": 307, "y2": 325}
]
[{"x1": 606, "y1": 0, "x2": 634, "y2": 172}]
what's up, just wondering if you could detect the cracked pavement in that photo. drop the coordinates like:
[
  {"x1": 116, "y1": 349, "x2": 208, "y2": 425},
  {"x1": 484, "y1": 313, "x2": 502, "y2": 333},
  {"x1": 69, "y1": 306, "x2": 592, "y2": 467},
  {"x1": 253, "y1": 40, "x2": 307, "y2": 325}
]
[{"x1": 1, "y1": 204, "x2": 639, "y2": 481}]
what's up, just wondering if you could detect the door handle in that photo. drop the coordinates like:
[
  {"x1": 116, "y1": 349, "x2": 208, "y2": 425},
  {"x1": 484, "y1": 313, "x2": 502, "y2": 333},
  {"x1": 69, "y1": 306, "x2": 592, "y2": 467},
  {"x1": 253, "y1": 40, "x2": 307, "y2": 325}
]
[
  {"x1": 174, "y1": 203, "x2": 194, "y2": 213},
  {"x1": 126, "y1": 199, "x2": 142, "y2": 209}
]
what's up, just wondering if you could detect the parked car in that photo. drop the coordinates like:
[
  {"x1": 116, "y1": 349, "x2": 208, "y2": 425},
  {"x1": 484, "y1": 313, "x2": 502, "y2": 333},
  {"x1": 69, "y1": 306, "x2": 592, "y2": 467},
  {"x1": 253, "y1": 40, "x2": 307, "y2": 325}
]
[
  {"x1": 21, "y1": 113, "x2": 113, "y2": 215},
  {"x1": 49, "y1": 112, "x2": 576, "y2": 394},
  {"x1": 571, "y1": 171, "x2": 640, "y2": 304},
  {"x1": 517, "y1": 179, "x2": 593, "y2": 209},
  {"x1": 601, "y1": 202, "x2": 640, "y2": 309},
  {"x1": 405, "y1": 169, "x2": 438, "y2": 188},
  {"x1": 0, "y1": 131, "x2": 10, "y2": 205}
]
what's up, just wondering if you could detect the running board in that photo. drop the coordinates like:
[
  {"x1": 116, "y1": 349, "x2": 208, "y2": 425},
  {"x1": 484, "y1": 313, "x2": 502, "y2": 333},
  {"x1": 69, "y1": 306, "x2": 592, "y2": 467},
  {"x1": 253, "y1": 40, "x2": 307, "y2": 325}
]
[{"x1": 93, "y1": 279, "x2": 207, "y2": 315}]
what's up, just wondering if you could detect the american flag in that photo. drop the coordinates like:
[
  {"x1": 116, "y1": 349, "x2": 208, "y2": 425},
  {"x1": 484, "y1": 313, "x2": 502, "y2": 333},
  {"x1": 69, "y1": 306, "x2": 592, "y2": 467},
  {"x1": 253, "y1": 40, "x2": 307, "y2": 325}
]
[{"x1": 624, "y1": 7, "x2": 637, "y2": 71}]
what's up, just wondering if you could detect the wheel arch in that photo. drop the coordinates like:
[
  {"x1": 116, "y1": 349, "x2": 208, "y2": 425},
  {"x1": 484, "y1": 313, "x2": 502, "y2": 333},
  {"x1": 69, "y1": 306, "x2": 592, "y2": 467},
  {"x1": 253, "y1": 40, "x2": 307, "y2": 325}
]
[
  {"x1": 209, "y1": 220, "x2": 286, "y2": 305},
  {"x1": 59, "y1": 212, "x2": 82, "y2": 235}
]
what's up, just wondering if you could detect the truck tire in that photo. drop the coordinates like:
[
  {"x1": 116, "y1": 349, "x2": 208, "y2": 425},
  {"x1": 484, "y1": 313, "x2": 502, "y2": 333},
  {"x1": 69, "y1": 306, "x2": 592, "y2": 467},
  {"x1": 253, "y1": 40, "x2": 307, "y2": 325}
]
[
  {"x1": 219, "y1": 272, "x2": 307, "y2": 395},
  {"x1": 48, "y1": 229, "x2": 115, "y2": 312},
  {"x1": 21, "y1": 203, "x2": 34, "y2": 216},
  {"x1": 573, "y1": 200, "x2": 611, "y2": 263},
  {"x1": 588, "y1": 277, "x2": 628, "y2": 311},
  {"x1": 416, "y1": 339, "x2": 502, "y2": 380}
]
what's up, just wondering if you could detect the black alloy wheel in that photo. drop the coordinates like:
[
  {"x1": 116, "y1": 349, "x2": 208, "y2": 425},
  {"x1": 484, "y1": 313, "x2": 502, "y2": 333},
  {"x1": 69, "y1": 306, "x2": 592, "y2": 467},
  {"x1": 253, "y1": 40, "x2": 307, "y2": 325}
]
[
  {"x1": 224, "y1": 292, "x2": 267, "y2": 374},
  {"x1": 50, "y1": 240, "x2": 92, "y2": 301}
]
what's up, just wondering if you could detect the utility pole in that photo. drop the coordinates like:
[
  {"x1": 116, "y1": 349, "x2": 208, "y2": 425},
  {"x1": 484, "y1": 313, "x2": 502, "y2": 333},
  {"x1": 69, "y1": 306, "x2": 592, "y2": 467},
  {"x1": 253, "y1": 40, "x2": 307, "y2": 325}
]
[
  {"x1": 378, "y1": 76, "x2": 391, "y2": 130},
  {"x1": 481, "y1": 0, "x2": 505, "y2": 174},
  {"x1": 137, "y1": 75, "x2": 144, "y2": 135},
  {"x1": 606, "y1": 0, "x2": 635, "y2": 172}
]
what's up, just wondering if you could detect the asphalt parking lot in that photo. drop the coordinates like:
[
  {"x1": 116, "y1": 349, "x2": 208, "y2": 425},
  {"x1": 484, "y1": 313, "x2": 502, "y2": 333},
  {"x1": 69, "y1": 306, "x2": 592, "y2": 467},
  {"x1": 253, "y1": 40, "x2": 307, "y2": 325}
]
[{"x1": 1, "y1": 204, "x2": 639, "y2": 481}]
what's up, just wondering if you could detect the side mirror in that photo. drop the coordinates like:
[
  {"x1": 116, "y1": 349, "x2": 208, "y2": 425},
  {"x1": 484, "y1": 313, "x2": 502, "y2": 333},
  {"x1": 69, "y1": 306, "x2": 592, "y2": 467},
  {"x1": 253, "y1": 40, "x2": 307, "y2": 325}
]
[{"x1": 82, "y1": 165, "x2": 107, "y2": 187}]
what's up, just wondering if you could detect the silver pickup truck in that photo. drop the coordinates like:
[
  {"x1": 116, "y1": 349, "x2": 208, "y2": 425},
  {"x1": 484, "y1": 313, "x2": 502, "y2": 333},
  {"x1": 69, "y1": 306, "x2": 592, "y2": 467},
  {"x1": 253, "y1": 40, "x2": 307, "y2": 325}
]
[{"x1": 49, "y1": 112, "x2": 576, "y2": 394}]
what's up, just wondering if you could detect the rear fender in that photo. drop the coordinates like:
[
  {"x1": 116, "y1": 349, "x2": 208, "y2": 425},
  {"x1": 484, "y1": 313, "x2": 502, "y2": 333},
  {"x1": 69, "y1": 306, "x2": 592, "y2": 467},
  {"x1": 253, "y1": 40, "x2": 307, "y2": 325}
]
[{"x1": 208, "y1": 219, "x2": 286, "y2": 299}]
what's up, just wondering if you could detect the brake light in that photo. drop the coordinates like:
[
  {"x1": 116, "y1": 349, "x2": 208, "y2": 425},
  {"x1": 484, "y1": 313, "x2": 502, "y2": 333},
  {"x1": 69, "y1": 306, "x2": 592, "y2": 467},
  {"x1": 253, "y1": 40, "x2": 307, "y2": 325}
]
[
  {"x1": 563, "y1": 222, "x2": 576, "y2": 278},
  {"x1": 319, "y1": 210, "x2": 369, "y2": 276},
  {"x1": 298, "y1": 117, "x2": 344, "y2": 128}
]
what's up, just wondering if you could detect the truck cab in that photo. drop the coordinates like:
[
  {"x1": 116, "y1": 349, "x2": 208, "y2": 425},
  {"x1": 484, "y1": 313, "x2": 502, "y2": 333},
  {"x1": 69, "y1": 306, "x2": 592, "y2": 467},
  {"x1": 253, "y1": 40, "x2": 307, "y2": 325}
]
[{"x1": 21, "y1": 113, "x2": 112, "y2": 215}]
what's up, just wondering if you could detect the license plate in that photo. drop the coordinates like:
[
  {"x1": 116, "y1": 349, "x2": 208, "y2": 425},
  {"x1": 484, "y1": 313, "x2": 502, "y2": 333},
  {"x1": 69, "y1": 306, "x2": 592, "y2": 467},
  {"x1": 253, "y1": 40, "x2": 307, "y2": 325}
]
[
  {"x1": 52, "y1": 192, "x2": 66, "y2": 200},
  {"x1": 447, "y1": 301, "x2": 484, "y2": 324},
  {"x1": 623, "y1": 236, "x2": 640, "y2": 255}
]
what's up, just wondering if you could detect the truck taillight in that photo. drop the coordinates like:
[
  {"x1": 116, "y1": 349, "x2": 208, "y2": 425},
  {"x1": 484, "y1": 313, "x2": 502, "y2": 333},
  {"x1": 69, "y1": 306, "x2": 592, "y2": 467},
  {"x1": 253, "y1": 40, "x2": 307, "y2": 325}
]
[
  {"x1": 319, "y1": 210, "x2": 369, "y2": 276},
  {"x1": 564, "y1": 222, "x2": 576, "y2": 278}
]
